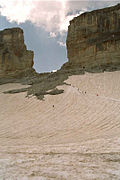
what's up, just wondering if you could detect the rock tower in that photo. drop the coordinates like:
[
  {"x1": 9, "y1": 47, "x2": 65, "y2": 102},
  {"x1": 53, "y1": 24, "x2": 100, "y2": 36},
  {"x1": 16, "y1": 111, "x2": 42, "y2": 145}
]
[
  {"x1": 0, "y1": 28, "x2": 34, "y2": 76},
  {"x1": 64, "y1": 4, "x2": 120, "y2": 70}
]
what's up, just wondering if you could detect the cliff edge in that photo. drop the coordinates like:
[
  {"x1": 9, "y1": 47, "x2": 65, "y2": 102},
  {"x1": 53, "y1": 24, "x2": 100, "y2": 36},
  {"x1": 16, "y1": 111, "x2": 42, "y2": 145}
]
[
  {"x1": 0, "y1": 28, "x2": 34, "y2": 77},
  {"x1": 63, "y1": 3, "x2": 120, "y2": 71}
]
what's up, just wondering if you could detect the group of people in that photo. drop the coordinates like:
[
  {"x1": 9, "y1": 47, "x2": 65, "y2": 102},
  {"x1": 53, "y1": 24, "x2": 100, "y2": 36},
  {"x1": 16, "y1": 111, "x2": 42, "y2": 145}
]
[{"x1": 52, "y1": 86, "x2": 99, "y2": 108}]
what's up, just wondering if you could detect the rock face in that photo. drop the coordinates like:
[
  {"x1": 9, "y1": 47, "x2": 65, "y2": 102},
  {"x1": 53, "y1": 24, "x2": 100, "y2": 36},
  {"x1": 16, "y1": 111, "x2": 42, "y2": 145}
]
[
  {"x1": 0, "y1": 28, "x2": 34, "y2": 76},
  {"x1": 65, "y1": 4, "x2": 120, "y2": 70}
]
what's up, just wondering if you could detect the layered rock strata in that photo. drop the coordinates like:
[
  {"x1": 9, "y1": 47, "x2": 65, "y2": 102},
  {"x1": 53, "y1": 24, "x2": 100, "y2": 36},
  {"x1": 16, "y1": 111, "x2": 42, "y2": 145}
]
[
  {"x1": 0, "y1": 28, "x2": 34, "y2": 76},
  {"x1": 65, "y1": 3, "x2": 120, "y2": 70}
]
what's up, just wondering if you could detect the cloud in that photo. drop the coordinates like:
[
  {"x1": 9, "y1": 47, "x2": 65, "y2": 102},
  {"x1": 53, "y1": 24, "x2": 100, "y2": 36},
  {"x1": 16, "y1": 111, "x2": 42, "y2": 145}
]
[
  {"x1": 0, "y1": 0, "x2": 34, "y2": 23},
  {"x1": 57, "y1": 41, "x2": 66, "y2": 47},
  {"x1": 50, "y1": 32, "x2": 57, "y2": 38},
  {"x1": 0, "y1": 0, "x2": 65, "y2": 32},
  {"x1": 0, "y1": 0, "x2": 86, "y2": 33}
]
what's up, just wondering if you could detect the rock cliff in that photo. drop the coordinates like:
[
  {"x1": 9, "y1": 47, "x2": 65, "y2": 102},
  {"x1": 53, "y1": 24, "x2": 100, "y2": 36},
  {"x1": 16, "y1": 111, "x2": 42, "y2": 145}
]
[
  {"x1": 0, "y1": 28, "x2": 34, "y2": 76},
  {"x1": 64, "y1": 3, "x2": 120, "y2": 71}
]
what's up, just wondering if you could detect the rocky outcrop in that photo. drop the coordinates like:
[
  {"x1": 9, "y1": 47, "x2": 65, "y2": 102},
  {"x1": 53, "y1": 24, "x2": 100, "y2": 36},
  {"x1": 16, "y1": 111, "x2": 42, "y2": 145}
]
[
  {"x1": 64, "y1": 3, "x2": 120, "y2": 70},
  {"x1": 0, "y1": 28, "x2": 34, "y2": 76}
]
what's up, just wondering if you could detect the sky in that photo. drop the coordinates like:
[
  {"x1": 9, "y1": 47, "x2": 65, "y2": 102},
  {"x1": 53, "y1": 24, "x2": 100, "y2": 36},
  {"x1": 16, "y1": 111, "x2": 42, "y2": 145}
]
[{"x1": 0, "y1": 0, "x2": 120, "y2": 73}]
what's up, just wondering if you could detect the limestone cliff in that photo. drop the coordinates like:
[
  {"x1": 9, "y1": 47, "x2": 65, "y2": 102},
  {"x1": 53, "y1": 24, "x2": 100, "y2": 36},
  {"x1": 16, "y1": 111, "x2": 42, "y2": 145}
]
[
  {"x1": 0, "y1": 28, "x2": 34, "y2": 76},
  {"x1": 64, "y1": 3, "x2": 120, "y2": 70}
]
